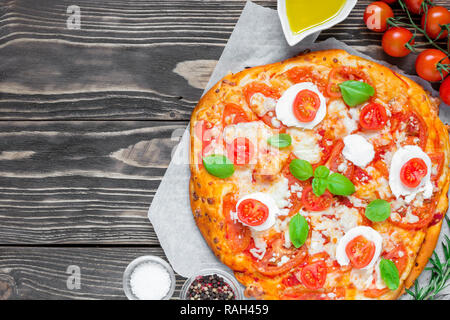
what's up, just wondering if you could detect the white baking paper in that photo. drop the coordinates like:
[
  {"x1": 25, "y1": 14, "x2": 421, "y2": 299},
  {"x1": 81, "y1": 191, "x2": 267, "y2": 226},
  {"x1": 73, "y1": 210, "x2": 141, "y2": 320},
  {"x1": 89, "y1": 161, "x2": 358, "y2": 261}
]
[{"x1": 148, "y1": 0, "x2": 450, "y2": 299}]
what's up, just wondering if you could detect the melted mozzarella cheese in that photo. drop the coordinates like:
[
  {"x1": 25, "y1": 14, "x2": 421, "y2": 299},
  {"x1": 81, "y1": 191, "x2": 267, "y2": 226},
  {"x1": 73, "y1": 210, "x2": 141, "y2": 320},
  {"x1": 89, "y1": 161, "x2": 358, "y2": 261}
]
[
  {"x1": 336, "y1": 226, "x2": 383, "y2": 270},
  {"x1": 223, "y1": 121, "x2": 272, "y2": 145},
  {"x1": 287, "y1": 128, "x2": 322, "y2": 163},
  {"x1": 342, "y1": 134, "x2": 375, "y2": 168},
  {"x1": 250, "y1": 93, "x2": 277, "y2": 116},
  {"x1": 325, "y1": 99, "x2": 358, "y2": 137},
  {"x1": 389, "y1": 145, "x2": 433, "y2": 203},
  {"x1": 235, "y1": 192, "x2": 279, "y2": 232},
  {"x1": 275, "y1": 82, "x2": 326, "y2": 129}
]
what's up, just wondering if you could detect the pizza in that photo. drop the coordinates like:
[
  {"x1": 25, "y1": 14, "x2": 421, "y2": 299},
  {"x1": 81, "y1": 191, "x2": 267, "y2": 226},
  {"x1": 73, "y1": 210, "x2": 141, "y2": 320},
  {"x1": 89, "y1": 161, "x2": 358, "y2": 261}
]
[{"x1": 189, "y1": 49, "x2": 450, "y2": 300}]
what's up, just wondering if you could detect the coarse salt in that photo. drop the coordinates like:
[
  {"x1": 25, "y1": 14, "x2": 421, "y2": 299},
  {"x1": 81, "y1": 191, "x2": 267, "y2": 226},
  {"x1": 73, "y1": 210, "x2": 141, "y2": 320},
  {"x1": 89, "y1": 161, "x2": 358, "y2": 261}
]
[{"x1": 130, "y1": 262, "x2": 171, "y2": 300}]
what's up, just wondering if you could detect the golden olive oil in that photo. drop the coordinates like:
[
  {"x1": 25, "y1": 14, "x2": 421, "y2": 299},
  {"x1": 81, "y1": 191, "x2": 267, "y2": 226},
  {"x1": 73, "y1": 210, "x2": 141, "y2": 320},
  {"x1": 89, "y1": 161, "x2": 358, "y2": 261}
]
[{"x1": 286, "y1": 0, "x2": 346, "y2": 34}]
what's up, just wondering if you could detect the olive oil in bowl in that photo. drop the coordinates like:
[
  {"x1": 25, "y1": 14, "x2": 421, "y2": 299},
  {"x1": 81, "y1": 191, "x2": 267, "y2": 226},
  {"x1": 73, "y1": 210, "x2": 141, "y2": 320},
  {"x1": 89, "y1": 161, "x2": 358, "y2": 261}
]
[{"x1": 285, "y1": 0, "x2": 347, "y2": 34}]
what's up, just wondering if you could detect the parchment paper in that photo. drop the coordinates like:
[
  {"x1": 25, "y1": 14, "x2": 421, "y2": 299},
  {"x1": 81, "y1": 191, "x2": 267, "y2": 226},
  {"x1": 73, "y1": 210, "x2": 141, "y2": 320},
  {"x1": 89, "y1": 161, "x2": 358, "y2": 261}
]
[{"x1": 148, "y1": 0, "x2": 450, "y2": 299}]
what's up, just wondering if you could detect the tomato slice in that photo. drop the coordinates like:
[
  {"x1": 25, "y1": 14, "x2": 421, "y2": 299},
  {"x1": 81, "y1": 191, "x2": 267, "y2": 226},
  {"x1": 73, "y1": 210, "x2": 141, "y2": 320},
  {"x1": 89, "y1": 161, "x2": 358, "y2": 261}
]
[
  {"x1": 328, "y1": 139, "x2": 354, "y2": 179},
  {"x1": 292, "y1": 89, "x2": 321, "y2": 122},
  {"x1": 285, "y1": 66, "x2": 328, "y2": 93},
  {"x1": 227, "y1": 137, "x2": 255, "y2": 166},
  {"x1": 222, "y1": 103, "x2": 249, "y2": 126},
  {"x1": 345, "y1": 235, "x2": 376, "y2": 269},
  {"x1": 282, "y1": 273, "x2": 301, "y2": 287},
  {"x1": 223, "y1": 194, "x2": 251, "y2": 252},
  {"x1": 243, "y1": 82, "x2": 280, "y2": 106},
  {"x1": 301, "y1": 186, "x2": 333, "y2": 212},
  {"x1": 327, "y1": 66, "x2": 372, "y2": 98},
  {"x1": 364, "y1": 288, "x2": 390, "y2": 298},
  {"x1": 352, "y1": 166, "x2": 372, "y2": 185},
  {"x1": 429, "y1": 152, "x2": 444, "y2": 181},
  {"x1": 389, "y1": 197, "x2": 436, "y2": 230},
  {"x1": 237, "y1": 199, "x2": 269, "y2": 227},
  {"x1": 299, "y1": 261, "x2": 327, "y2": 290},
  {"x1": 383, "y1": 243, "x2": 408, "y2": 275},
  {"x1": 400, "y1": 157, "x2": 428, "y2": 188},
  {"x1": 359, "y1": 103, "x2": 388, "y2": 130},
  {"x1": 404, "y1": 111, "x2": 428, "y2": 149},
  {"x1": 255, "y1": 238, "x2": 308, "y2": 276}
]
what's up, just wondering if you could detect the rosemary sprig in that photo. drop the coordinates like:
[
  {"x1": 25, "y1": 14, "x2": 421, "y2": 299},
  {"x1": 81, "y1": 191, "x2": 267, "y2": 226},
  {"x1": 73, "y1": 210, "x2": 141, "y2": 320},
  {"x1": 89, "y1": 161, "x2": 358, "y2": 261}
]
[{"x1": 406, "y1": 216, "x2": 450, "y2": 300}]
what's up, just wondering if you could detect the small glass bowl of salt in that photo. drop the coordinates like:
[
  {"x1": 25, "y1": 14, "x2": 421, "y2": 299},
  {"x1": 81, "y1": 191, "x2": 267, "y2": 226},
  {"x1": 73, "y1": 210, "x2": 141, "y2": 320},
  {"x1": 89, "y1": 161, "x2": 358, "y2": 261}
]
[{"x1": 123, "y1": 255, "x2": 175, "y2": 300}]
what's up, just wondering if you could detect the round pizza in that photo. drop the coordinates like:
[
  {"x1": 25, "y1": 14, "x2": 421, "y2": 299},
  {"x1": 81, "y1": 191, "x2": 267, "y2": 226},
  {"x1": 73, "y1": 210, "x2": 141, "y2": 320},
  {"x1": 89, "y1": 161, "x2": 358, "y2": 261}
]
[{"x1": 189, "y1": 49, "x2": 450, "y2": 300}]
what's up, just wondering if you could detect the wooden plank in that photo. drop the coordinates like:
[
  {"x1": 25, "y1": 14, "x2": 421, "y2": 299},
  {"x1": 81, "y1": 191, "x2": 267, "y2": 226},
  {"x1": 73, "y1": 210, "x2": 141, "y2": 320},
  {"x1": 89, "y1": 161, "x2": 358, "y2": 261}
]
[
  {"x1": 0, "y1": 120, "x2": 187, "y2": 244},
  {"x1": 0, "y1": 246, "x2": 185, "y2": 300},
  {"x1": 2, "y1": 0, "x2": 446, "y2": 120}
]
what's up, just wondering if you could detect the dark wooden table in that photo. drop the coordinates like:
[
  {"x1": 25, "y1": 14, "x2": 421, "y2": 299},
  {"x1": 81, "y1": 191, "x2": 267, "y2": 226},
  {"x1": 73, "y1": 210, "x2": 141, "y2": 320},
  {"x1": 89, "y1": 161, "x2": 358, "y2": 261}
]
[{"x1": 0, "y1": 0, "x2": 447, "y2": 299}]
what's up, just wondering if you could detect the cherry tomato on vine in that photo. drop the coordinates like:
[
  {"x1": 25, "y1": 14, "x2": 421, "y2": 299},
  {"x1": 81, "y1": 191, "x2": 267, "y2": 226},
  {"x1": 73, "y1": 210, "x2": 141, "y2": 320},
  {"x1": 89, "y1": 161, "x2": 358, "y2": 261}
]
[
  {"x1": 382, "y1": 27, "x2": 414, "y2": 57},
  {"x1": 421, "y1": 6, "x2": 450, "y2": 40},
  {"x1": 440, "y1": 76, "x2": 450, "y2": 105},
  {"x1": 364, "y1": 2, "x2": 394, "y2": 32},
  {"x1": 405, "y1": 0, "x2": 431, "y2": 15},
  {"x1": 415, "y1": 49, "x2": 450, "y2": 82}
]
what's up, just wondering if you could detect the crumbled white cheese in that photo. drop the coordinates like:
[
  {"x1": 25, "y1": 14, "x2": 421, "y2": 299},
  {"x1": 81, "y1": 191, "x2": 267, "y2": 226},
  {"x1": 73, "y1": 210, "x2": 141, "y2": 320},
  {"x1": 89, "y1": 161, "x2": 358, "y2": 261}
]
[{"x1": 287, "y1": 128, "x2": 322, "y2": 163}]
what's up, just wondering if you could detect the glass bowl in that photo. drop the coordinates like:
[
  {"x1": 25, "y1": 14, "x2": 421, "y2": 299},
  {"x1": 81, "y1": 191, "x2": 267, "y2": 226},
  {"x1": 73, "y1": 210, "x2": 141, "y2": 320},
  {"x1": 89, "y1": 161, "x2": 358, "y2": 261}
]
[
  {"x1": 179, "y1": 268, "x2": 243, "y2": 300},
  {"x1": 123, "y1": 255, "x2": 176, "y2": 300}
]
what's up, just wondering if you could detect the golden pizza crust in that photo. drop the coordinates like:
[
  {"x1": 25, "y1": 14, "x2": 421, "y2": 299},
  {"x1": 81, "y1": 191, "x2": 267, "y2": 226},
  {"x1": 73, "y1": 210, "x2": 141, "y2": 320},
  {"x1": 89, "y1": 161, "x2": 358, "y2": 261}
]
[{"x1": 189, "y1": 49, "x2": 450, "y2": 300}]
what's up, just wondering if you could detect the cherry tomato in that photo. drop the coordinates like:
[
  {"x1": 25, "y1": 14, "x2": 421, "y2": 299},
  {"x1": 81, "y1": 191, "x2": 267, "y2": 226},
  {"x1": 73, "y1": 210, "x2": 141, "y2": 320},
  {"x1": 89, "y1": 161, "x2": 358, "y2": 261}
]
[
  {"x1": 359, "y1": 102, "x2": 388, "y2": 130},
  {"x1": 421, "y1": 6, "x2": 450, "y2": 40},
  {"x1": 415, "y1": 49, "x2": 450, "y2": 82},
  {"x1": 405, "y1": 0, "x2": 431, "y2": 14},
  {"x1": 364, "y1": 1, "x2": 394, "y2": 32},
  {"x1": 227, "y1": 137, "x2": 254, "y2": 166},
  {"x1": 327, "y1": 67, "x2": 372, "y2": 98},
  {"x1": 255, "y1": 238, "x2": 308, "y2": 276},
  {"x1": 345, "y1": 235, "x2": 376, "y2": 269},
  {"x1": 292, "y1": 89, "x2": 321, "y2": 122},
  {"x1": 400, "y1": 157, "x2": 428, "y2": 188},
  {"x1": 237, "y1": 198, "x2": 269, "y2": 226},
  {"x1": 222, "y1": 103, "x2": 249, "y2": 126},
  {"x1": 301, "y1": 186, "x2": 333, "y2": 212},
  {"x1": 383, "y1": 243, "x2": 408, "y2": 274},
  {"x1": 299, "y1": 261, "x2": 327, "y2": 290},
  {"x1": 223, "y1": 194, "x2": 251, "y2": 252},
  {"x1": 440, "y1": 76, "x2": 450, "y2": 105},
  {"x1": 382, "y1": 0, "x2": 397, "y2": 4},
  {"x1": 382, "y1": 27, "x2": 414, "y2": 57},
  {"x1": 243, "y1": 82, "x2": 280, "y2": 106}
]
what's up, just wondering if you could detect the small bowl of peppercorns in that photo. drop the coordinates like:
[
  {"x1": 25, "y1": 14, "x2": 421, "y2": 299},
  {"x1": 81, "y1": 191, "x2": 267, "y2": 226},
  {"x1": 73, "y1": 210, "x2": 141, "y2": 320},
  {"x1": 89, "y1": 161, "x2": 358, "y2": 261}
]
[{"x1": 180, "y1": 268, "x2": 243, "y2": 300}]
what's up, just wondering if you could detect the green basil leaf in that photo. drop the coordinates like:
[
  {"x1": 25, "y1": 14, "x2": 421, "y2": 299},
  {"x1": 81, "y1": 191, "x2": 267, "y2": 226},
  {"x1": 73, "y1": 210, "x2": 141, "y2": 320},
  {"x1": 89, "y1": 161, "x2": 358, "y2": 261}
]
[
  {"x1": 203, "y1": 154, "x2": 235, "y2": 179},
  {"x1": 289, "y1": 159, "x2": 313, "y2": 181},
  {"x1": 267, "y1": 134, "x2": 292, "y2": 148},
  {"x1": 339, "y1": 80, "x2": 375, "y2": 107},
  {"x1": 312, "y1": 178, "x2": 327, "y2": 196},
  {"x1": 365, "y1": 199, "x2": 391, "y2": 222},
  {"x1": 314, "y1": 165, "x2": 330, "y2": 179},
  {"x1": 326, "y1": 173, "x2": 355, "y2": 196},
  {"x1": 380, "y1": 258, "x2": 400, "y2": 290},
  {"x1": 289, "y1": 213, "x2": 309, "y2": 248}
]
